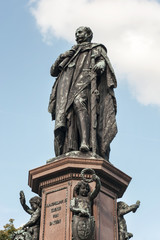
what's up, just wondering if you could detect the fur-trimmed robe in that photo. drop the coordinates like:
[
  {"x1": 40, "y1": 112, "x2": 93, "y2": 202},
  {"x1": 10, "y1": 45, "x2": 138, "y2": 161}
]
[{"x1": 48, "y1": 42, "x2": 117, "y2": 160}]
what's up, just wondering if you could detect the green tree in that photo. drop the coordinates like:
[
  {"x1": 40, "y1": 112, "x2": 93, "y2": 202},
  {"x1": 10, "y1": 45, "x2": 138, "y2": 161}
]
[{"x1": 0, "y1": 219, "x2": 17, "y2": 240}]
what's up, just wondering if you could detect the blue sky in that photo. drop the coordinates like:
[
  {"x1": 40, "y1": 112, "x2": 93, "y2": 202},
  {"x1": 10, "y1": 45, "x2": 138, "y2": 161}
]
[{"x1": 1, "y1": 1, "x2": 160, "y2": 239}]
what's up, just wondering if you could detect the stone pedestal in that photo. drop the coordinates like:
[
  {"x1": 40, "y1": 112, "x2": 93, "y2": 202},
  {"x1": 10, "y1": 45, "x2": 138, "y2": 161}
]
[{"x1": 28, "y1": 155, "x2": 131, "y2": 240}]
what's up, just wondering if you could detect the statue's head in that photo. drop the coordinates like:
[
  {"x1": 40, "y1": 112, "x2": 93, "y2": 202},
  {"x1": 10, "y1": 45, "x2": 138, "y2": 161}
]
[
  {"x1": 74, "y1": 180, "x2": 91, "y2": 197},
  {"x1": 29, "y1": 196, "x2": 41, "y2": 210},
  {"x1": 117, "y1": 201, "x2": 129, "y2": 210},
  {"x1": 75, "y1": 26, "x2": 93, "y2": 44}
]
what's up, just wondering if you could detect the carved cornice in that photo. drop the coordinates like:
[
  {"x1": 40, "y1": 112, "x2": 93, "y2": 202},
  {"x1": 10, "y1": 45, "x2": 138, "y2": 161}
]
[{"x1": 29, "y1": 156, "x2": 131, "y2": 198}]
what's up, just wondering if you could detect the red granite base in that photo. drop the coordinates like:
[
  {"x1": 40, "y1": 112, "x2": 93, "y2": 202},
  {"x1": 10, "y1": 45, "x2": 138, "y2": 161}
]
[{"x1": 28, "y1": 155, "x2": 131, "y2": 240}]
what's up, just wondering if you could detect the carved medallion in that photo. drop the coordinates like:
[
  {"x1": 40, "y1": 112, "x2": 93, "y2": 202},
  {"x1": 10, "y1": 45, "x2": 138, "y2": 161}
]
[
  {"x1": 72, "y1": 215, "x2": 95, "y2": 240},
  {"x1": 77, "y1": 219, "x2": 91, "y2": 239}
]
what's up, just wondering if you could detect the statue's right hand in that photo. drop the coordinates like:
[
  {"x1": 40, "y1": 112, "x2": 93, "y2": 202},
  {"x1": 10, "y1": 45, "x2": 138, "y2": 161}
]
[
  {"x1": 136, "y1": 200, "x2": 140, "y2": 207},
  {"x1": 60, "y1": 50, "x2": 74, "y2": 59},
  {"x1": 79, "y1": 210, "x2": 85, "y2": 217},
  {"x1": 80, "y1": 209, "x2": 90, "y2": 217},
  {"x1": 20, "y1": 191, "x2": 26, "y2": 205},
  {"x1": 132, "y1": 201, "x2": 140, "y2": 212}
]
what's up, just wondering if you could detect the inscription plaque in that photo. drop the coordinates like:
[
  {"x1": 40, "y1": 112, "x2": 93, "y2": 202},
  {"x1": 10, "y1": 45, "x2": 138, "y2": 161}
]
[{"x1": 42, "y1": 187, "x2": 68, "y2": 240}]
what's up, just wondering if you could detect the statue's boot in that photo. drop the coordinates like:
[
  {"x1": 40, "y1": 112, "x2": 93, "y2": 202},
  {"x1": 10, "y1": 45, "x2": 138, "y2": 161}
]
[
  {"x1": 80, "y1": 142, "x2": 90, "y2": 152},
  {"x1": 77, "y1": 110, "x2": 90, "y2": 152}
]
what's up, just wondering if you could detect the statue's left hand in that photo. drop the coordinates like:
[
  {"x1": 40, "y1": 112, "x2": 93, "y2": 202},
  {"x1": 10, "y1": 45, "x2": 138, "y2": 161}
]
[
  {"x1": 61, "y1": 50, "x2": 74, "y2": 59},
  {"x1": 92, "y1": 174, "x2": 100, "y2": 183},
  {"x1": 93, "y1": 61, "x2": 105, "y2": 74}
]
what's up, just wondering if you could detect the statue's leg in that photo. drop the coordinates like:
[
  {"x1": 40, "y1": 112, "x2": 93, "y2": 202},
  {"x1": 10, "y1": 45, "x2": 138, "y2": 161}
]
[
  {"x1": 54, "y1": 127, "x2": 65, "y2": 156},
  {"x1": 73, "y1": 89, "x2": 90, "y2": 152},
  {"x1": 32, "y1": 227, "x2": 39, "y2": 240}
]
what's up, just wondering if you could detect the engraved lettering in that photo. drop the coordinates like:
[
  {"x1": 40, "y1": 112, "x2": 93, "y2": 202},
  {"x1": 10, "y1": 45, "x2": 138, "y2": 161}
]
[
  {"x1": 50, "y1": 219, "x2": 61, "y2": 226},
  {"x1": 53, "y1": 214, "x2": 59, "y2": 218},
  {"x1": 51, "y1": 206, "x2": 61, "y2": 213},
  {"x1": 46, "y1": 198, "x2": 67, "y2": 208}
]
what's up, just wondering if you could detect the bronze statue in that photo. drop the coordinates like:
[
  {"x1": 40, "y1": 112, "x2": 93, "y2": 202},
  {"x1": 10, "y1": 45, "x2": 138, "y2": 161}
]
[
  {"x1": 14, "y1": 191, "x2": 41, "y2": 240},
  {"x1": 49, "y1": 26, "x2": 117, "y2": 160},
  {"x1": 70, "y1": 168, "x2": 101, "y2": 240},
  {"x1": 117, "y1": 200, "x2": 140, "y2": 240}
]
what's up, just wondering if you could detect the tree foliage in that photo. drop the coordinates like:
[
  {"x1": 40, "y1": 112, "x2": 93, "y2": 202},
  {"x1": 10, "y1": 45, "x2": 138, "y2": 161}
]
[{"x1": 0, "y1": 219, "x2": 17, "y2": 240}]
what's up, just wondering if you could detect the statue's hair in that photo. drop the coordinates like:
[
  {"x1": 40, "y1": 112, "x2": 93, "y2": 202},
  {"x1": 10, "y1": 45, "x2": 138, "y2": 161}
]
[
  {"x1": 117, "y1": 201, "x2": 129, "y2": 209},
  {"x1": 84, "y1": 26, "x2": 93, "y2": 41},
  {"x1": 73, "y1": 180, "x2": 91, "y2": 197},
  {"x1": 29, "y1": 196, "x2": 41, "y2": 207},
  {"x1": 76, "y1": 26, "x2": 93, "y2": 42}
]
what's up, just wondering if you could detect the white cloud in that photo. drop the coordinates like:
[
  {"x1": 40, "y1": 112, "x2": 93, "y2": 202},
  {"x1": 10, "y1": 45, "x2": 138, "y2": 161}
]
[{"x1": 29, "y1": 0, "x2": 160, "y2": 106}]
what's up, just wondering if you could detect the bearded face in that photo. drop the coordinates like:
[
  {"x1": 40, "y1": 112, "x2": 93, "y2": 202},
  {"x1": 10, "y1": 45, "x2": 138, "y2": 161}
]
[{"x1": 75, "y1": 27, "x2": 90, "y2": 44}]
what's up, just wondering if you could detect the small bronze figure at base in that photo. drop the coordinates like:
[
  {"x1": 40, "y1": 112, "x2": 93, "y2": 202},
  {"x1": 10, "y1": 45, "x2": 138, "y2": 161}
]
[
  {"x1": 117, "y1": 200, "x2": 140, "y2": 240},
  {"x1": 70, "y1": 168, "x2": 101, "y2": 240},
  {"x1": 12, "y1": 191, "x2": 41, "y2": 240}
]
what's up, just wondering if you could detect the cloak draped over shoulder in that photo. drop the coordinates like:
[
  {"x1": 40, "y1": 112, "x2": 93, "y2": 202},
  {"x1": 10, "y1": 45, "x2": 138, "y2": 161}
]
[{"x1": 48, "y1": 42, "x2": 117, "y2": 160}]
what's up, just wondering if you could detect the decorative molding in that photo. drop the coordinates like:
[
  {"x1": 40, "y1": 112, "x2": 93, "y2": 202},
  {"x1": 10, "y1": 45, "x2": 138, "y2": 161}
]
[
  {"x1": 29, "y1": 157, "x2": 131, "y2": 196},
  {"x1": 39, "y1": 173, "x2": 94, "y2": 194}
]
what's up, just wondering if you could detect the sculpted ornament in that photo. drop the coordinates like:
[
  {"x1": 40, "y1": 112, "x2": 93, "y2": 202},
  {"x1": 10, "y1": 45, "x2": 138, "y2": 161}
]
[
  {"x1": 70, "y1": 168, "x2": 101, "y2": 240},
  {"x1": 117, "y1": 200, "x2": 140, "y2": 240},
  {"x1": 13, "y1": 191, "x2": 41, "y2": 240}
]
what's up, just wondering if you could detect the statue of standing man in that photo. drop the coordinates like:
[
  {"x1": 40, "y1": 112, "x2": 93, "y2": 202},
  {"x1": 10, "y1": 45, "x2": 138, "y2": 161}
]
[{"x1": 48, "y1": 26, "x2": 117, "y2": 160}]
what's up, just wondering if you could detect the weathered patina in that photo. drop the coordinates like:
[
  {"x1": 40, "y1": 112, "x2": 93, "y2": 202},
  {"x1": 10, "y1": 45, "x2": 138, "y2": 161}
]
[
  {"x1": 49, "y1": 26, "x2": 117, "y2": 160},
  {"x1": 70, "y1": 168, "x2": 101, "y2": 240},
  {"x1": 117, "y1": 200, "x2": 140, "y2": 240},
  {"x1": 13, "y1": 191, "x2": 41, "y2": 240}
]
